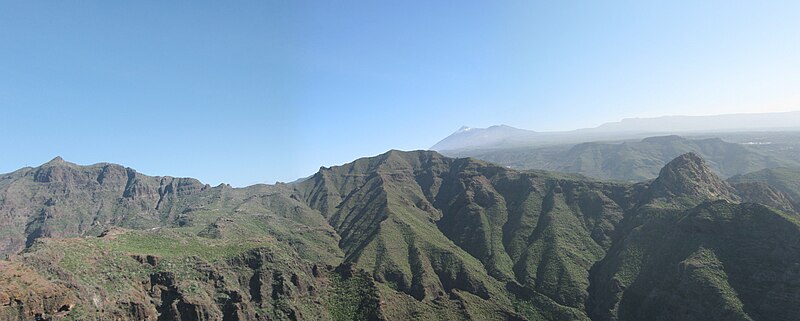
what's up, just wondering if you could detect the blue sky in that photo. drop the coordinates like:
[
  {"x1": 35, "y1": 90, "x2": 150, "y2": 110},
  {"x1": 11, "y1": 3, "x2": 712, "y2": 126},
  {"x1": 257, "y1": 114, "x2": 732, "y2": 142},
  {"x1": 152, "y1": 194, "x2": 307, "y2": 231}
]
[{"x1": 1, "y1": 1, "x2": 799, "y2": 185}]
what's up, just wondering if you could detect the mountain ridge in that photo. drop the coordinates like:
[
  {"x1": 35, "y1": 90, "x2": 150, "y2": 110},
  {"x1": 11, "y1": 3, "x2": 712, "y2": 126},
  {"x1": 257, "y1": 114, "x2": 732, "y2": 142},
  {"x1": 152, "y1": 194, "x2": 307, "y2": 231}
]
[
  {"x1": 443, "y1": 134, "x2": 800, "y2": 182},
  {"x1": 1, "y1": 151, "x2": 799, "y2": 320},
  {"x1": 432, "y1": 111, "x2": 800, "y2": 152}
]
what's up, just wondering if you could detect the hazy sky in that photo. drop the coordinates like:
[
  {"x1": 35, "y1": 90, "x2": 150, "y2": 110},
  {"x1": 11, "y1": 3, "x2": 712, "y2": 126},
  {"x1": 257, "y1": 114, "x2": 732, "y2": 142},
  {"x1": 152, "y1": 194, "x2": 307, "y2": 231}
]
[{"x1": 2, "y1": 1, "x2": 799, "y2": 185}]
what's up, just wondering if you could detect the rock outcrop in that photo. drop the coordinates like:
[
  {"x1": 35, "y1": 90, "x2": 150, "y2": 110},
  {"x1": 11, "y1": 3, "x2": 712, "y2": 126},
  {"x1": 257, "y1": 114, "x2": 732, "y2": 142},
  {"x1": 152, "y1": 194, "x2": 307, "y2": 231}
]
[{"x1": 644, "y1": 152, "x2": 739, "y2": 206}]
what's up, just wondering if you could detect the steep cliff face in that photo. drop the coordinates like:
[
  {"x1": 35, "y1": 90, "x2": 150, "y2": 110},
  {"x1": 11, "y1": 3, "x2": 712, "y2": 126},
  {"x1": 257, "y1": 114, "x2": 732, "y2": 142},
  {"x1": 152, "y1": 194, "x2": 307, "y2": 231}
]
[
  {"x1": 0, "y1": 260, "x2": 76, "y2": 320},
  {"x1": 1, "y1": 152, "x2": 799, "y2": 321},
  {"x1": 1, "y1": 239, "x2": 354, "y2": 321},
  {"x1": 0, "y1": 157, "x2": 209, "y2": 255}
]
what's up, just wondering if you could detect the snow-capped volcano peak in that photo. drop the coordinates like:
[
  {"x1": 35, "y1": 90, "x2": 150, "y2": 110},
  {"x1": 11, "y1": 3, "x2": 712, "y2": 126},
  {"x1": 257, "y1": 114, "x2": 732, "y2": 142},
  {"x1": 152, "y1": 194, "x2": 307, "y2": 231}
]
[
  {"x1": 431, "y1": 125, "x2": 537, "y2": 151},
  {"x1": 457, "y1": 126, "x2": 474, "y2": 133}
]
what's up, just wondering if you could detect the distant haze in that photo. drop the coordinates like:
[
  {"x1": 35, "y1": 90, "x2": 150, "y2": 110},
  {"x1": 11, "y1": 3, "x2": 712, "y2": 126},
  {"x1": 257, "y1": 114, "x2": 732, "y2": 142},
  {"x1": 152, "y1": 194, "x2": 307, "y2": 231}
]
[
  {"x1": 432, "y1": 111, "x2": 800, "y2": 151},
  {"x1": 590, "y1": 111, "x2": 800, "y2": 133}
]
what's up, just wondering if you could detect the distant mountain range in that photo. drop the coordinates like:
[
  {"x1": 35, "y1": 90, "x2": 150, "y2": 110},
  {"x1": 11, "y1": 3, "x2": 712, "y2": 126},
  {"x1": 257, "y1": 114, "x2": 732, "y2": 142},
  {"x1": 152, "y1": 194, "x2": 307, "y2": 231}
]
[
  {"x1": 432, "y1": 110, "x2": 800, "y2": 151},
  {"x1": 430, "y1": 125, "x2": 539, "y2": 151},
  {"x1": 432, "y1": 111, "x2": 800, "y2": 183},
  {"x1": 2, "y1": 151, "x2": 800, "y2": 320},
  {"x1": 445, "y1": 134, "x2": 800, "y2": 181}
]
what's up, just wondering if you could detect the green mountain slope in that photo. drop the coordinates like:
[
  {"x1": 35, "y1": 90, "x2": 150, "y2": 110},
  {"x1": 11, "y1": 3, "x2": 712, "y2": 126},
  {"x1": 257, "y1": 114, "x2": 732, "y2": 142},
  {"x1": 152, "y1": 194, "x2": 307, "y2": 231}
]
[
  {"x1": 0, "y1": 156, "x2": 210, "y2": 255},
  {"x1": 589, "y1": 201, "x2": 800, "y2": 321},
  {"x1": 1, "y1": 151, "x2": 799, "y2": 320},
  {"x1": 0, "y1": 158, "x2": 345, "y2": 320},
  {"x1": 588, "y1": 154, "x2": 800, "y2": 321},
  {"x1": 294, "y1": 150, "x2": 637, "y2": 319},
  {"x1": 729, "y1": 167, "x2": 800, "y2": 214}
]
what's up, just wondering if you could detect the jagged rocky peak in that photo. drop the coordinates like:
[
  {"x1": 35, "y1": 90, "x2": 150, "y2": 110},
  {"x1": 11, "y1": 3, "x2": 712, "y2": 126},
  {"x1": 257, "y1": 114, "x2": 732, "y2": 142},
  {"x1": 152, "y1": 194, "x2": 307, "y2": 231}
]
[
  {"x1": 647, "y1": 152, "x2": 739, "y2": 204},
  {"x1": 32, "y1": 157, "x2": 127, "y2": 185},
  {"x1": 46, "y1": 156, "x2": 65, "y2": 165},
  {"x1": 32, "y1": 156, "x2": 77, "y2": 183}
]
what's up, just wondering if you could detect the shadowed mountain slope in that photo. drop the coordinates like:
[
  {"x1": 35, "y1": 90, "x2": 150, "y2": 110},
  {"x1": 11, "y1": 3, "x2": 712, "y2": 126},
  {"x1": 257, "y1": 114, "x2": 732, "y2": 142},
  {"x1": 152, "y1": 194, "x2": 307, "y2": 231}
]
[
  {"x1": 1, "y1": 151, "x2": 799, "y2": 320},
  {"x1": 729, "y1": 167, "x2": 800, "y2": 214},
  {"x1": 294, "y1": 150, "x2": 637, "y2": 319},
  {"x1": 589, "y1": 155, "x2": 800, "y2": 321}
]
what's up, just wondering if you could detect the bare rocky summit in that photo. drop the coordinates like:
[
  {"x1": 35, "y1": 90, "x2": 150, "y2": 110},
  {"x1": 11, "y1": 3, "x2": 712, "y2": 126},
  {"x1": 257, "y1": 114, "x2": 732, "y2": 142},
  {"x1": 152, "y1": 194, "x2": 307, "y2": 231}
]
[{"x1": 645, "y1": 152, "x2": 739, "y2": 206}]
